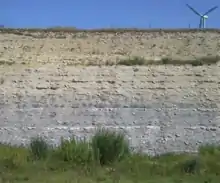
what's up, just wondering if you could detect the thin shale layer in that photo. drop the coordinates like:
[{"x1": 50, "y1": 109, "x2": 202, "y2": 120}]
[{"x1": 0, "y1": 29, "x2": 220, "y2": 155}]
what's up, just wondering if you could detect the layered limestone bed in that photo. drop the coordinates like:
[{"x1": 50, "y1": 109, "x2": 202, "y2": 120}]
[
  {"x1": 0, "y1": 29, "x2": 220, "y2": 155},
  {"x1": 1, "y1": 29, "x2": 220, "y2": 65}
]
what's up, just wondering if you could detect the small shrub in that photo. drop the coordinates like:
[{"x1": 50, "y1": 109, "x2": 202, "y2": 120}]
[
  {"x1": 117, "y1": 56, "x2": 146, "y2": 66},
  {"x1": 91, "y1": 128, "x2": 130, "y2": 165},
  {"x1": 161, "y1": 57, "x2": 171, "y2": 64},
  {"x1": 191, "y1": 60, "x2": 203, "y2": 66},
  {"x1": 180, "y1": 157, "x2": 201, "y2": 174},
  {"x1": 57, "y1": 137, "x2": 92, "y2": 165},
  {"x1": 29, "y1": 137, "x2": 50, "y2": 160}
]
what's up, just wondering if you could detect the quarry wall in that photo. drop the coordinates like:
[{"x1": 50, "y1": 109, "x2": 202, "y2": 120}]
[{"x1": 0, "y1": 28, "x2": 220, "y2": 155}]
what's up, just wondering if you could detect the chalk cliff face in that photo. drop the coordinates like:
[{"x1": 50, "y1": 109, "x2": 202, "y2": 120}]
[{"x1": 0, "y1": 29, "x2": 220, "y2": 155}]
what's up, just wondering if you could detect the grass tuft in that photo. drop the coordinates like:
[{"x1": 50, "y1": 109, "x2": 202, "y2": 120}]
[
  {"x1": 29, "y1": 137, "x2": 50, "y2": 160},
  {"x1": 56, "y1": 136, "x2": 92, "y2": 165},
  {"x1": 91, "y1": 128, "x2": 130, "y2": 165},
  {"x1": 181, "y1": 157, "x2": 201, "y2": 174}
]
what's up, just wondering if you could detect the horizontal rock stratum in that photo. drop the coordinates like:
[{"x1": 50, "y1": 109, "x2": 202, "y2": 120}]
[
  {"x1": 1, "y1": 28, "x2": 220, "y2": 65},
  {"x1": 0, "y1": 28, "x2": 220, "y2": 155}
]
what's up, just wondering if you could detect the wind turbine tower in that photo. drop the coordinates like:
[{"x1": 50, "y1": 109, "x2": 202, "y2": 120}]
[{"x1": 186, "y1": 4, "x2": 218, "y2": 29}]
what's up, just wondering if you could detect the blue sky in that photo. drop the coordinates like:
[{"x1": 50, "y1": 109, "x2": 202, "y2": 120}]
[{"x1": 1, "y1": 0, "x2": 219, "y2": 29}]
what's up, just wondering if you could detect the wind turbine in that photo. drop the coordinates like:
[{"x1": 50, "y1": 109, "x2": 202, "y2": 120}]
[{"x1": 186, "y1": 4, "x2": 218, "y2": 29}]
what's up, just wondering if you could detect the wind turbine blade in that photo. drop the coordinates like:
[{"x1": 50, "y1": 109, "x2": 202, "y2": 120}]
[
  {"x1": 203, "y1": 6, "x2": 218, "y2": 15},
  {"x1": 186, "y1": 4, "x2": 201, "y2": 16}
]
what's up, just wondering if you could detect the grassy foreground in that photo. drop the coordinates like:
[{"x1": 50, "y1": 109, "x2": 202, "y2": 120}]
[{"x1": 0, "y1": 129, "x2": 219, "y2": 183}]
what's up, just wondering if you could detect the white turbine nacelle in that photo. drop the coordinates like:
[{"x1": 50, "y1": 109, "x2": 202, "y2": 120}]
[{"x1": 186, "y1": 4, "x2": 218, "y2": 29}]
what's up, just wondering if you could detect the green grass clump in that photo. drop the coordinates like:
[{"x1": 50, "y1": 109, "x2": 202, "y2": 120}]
[
  {"x1": 180, "y1": 157, "x2": 201, "y2": 174},
  {"x1": 0, "y1": 130, "x2": 219, "y2": 182},
  {"x1": 56, "y1": 136, "x2": 92, "y2": 165},
  {"x1": 91, "y1": 128, "x2": 130, "y2": 165},
  {"x1": 29, "y1": 137, "x2": 50, "y2": 160}
]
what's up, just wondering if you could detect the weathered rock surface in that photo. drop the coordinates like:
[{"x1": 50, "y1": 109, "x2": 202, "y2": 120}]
[
  {"x1": 0, "y1": 29, "x2": 220, "y2": 155},
  {"x1": 1, "y1": 29, "x2": 220, "y2": 65}
]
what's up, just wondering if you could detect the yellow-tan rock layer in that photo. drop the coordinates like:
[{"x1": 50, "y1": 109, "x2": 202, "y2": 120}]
[{"x1": 0, "y1": 29, "x2": 220, "y2": 66}]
